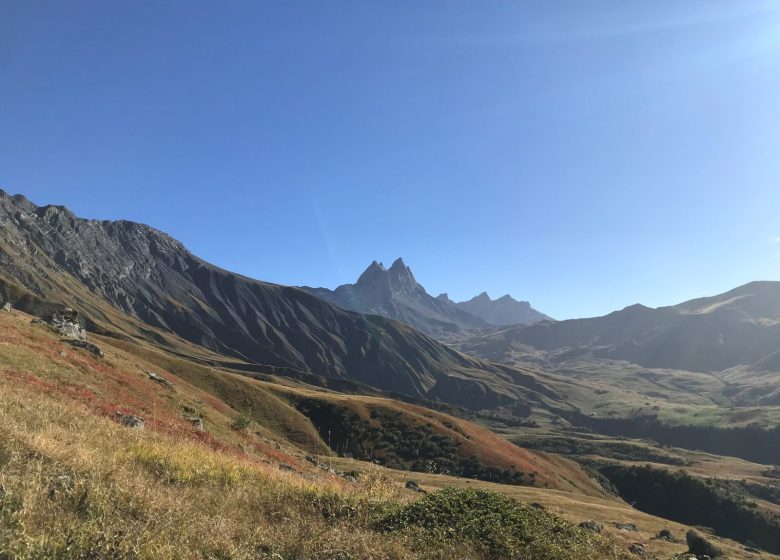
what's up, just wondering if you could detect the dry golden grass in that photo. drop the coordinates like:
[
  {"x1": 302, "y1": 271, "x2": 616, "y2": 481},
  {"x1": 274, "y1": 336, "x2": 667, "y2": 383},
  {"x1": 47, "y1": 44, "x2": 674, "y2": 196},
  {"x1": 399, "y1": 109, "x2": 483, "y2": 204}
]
[
  {"x1": 324, "y1": 456, "x2": 780, "y2": 560},
  {"x1": 0, "y1": 374, "x2": 445, "y2": 560},
  {"x1": 0, "y1": 310, "x2": 627, "y2": 560}
]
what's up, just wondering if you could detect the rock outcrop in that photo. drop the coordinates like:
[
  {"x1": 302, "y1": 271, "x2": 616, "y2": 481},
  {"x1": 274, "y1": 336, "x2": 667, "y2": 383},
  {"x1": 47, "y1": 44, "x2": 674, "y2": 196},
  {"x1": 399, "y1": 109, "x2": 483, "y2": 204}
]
[
  {"x1": 686, "y1": 530, "x2": 723, "y2": 558},
  {"x1": 48, "y1": 308, "x2": 87, "y2": 340}
]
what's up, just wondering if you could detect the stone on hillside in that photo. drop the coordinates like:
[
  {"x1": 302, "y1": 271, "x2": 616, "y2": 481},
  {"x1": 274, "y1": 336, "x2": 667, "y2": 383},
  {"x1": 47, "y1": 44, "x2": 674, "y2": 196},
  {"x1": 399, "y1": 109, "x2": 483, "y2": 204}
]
[
  {"x1": 614, "y1": 522, "x2": 639, "y2": 532},
  {"x1": 405, "y1": 480, "x2": 426, "y2": 493},
  {"x1": 49, "y1": 307, "x2": 87, "y2": 340},
  {"x1": 686, "y1": 530, "x2": 723, "y2": 558},
  {"x1": 148, "y1": 371, "x2": 174, "y2": 389},
  {"x1": 185, "y1": 416, "x2": 205, "y2": 432},
  {"x1": 1, "y1": 301, "x2": 11, "y2": 312},
  {"x1": 579, "y1": 520, "x2": 603, "y2": 533},
  {"x1": 63, "y1": 339, "x2": 104, "y2": 358},
  {"x1": 657, "y1": 528, "x2": 678, "y2": 542},
  {"x1": 628, "y1": 543, "x2": 648, "y2": 557},
  {"x1": 114, "y1": 411, "x2": 144, "y2": 429}
]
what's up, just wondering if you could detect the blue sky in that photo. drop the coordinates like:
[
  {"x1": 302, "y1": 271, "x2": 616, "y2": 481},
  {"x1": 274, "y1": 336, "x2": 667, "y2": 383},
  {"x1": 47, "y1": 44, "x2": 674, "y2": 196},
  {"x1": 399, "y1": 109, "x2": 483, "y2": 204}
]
[{"x1": 2, "y1": 1, "x2": 780, "y2": 319}]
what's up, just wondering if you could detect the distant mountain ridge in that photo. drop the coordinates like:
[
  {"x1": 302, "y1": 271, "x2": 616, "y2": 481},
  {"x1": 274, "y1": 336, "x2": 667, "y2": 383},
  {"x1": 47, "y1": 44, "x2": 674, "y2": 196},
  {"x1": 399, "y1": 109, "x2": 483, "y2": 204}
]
[
  {"x1": 302, "y1": 259, "x2": 550, "y2": 339},
  {"x1": 461, "y1": 281, "x2": 780, "y2": 402},
  {"x1": 454, "y1": 291, "x2": 552, "y2": 326}
]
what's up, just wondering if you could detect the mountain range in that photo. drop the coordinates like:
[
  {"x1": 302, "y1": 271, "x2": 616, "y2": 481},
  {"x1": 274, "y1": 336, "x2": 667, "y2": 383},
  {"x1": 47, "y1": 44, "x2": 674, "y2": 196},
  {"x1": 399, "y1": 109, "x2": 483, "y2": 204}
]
[
  {"x1": 0, "y1": 190, "x2": 559, "y2": 411},
  {"x1": 2, "y1": 188, "x2": 779, "y2": 416},
  {"x1": 461, "y1": 281, "x2": 780, "y2": 407},
  {"x1": 449, "y1": 291, "x2": 553, "y2": 326},
  {"x1": 302, "y1": 259, "x2": 550, "y2": 339}
]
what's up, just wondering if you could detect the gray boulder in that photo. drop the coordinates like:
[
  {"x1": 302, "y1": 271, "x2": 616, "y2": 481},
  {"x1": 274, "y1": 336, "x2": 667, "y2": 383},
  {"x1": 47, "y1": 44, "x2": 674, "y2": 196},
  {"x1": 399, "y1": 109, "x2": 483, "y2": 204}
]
[
  {"x1": 185, "y1": 416, "x2": 205, "y2": 432},
  {"x1": 657, "y1": 528, "x2": 678, "y2": 542},
  {"x1": 1, "y1": 301, "x2": 11, "y2": 312},
  {"x1": 114, "y1": 412, "x2": 144, "y2": 429},
  {"x1": 579, "y1": 520, "x2": 603, "y2": 533},
  {"x1": 686, "y1": 530, "x2": 723, "y2": 558},
  {"x1": 49, "y1": 308, "x2": 87, "y2": 340}
]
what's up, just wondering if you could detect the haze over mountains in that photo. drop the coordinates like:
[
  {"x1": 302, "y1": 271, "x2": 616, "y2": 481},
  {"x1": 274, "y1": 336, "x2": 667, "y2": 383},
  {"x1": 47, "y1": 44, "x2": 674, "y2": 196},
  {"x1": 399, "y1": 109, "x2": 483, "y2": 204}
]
[
  {"x1": 302, "y1": 259, "x2": 550, "y2": 339},
  {"x1": 461, "y1": 281, "x2": 780, "y2": 407},
  {"x1": 452, "y1": 292, "x2": 553, "y2": 326}
]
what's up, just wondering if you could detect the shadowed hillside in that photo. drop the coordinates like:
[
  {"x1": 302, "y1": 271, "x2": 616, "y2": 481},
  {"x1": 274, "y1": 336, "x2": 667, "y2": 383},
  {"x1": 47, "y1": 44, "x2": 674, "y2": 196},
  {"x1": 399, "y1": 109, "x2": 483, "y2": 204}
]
[{"x1": 0, "y1": 190, "x2": 565, "y2": 411}]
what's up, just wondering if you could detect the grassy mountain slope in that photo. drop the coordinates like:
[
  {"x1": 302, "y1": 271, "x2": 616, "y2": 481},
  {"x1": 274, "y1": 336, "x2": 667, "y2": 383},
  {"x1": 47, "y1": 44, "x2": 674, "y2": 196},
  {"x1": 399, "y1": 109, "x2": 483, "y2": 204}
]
[
  {"x1": 0, "y1": 309, "x2": 769, "y2": 559},
  {"x1": 0, "y1": 308, "x2": 631, "y2": 559}
]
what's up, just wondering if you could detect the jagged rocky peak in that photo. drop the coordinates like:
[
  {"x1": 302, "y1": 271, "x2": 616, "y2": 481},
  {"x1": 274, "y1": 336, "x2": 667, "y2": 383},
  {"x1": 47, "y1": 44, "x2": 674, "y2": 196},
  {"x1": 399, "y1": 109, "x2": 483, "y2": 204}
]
[
  {"x1": 355, "y1": 258, "x2": 420, "y2": 294},
  {"x1": 387, "y1": 257, "x2": 418, "y2": 292},
  {"x1": 356, "y1": 260, "x2": 388, "y2": 285},
  {"x1": 436, "y1": 293, "x2": 453, "y2": 304},
  {"x1": 300, "y1": 257, "x2": 489, "y2": 337}
]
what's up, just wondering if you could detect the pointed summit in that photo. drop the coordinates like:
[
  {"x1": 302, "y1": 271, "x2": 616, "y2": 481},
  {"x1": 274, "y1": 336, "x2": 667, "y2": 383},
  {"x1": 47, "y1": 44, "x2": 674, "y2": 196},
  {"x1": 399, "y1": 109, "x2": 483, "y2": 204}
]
[
  {"x1": 356, "y1": 260, "x2": 388, "y2": 286},
  {"x1": 388, "y1": 257, "x2": 417, "y2": 291}
]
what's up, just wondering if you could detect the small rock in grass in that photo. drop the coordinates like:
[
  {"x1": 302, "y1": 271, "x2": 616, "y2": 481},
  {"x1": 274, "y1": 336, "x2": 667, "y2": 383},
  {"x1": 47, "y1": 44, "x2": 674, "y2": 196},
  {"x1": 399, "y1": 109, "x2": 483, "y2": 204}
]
[
  {"x1": 148, "y1": 371, "x2": 174, "y2": 389},
  {"x1": 1, "y1": 302, "x2": 12, "y2": 312},
  {"x1": 405, "y1": 480, "x2": 426, "y2": 493},
  {"x1": 614, "y1": 522, "x2": 639, "y2": 532},
  {"x1": 63, "y1": 339, "x2": 104, "y2": 358},
  {"x1": 628, "y1": 543, "x2": 648, "y2": 557},
  {"x1": 114, "y1": 411, "x2": 144, "y2": 429},
  {"x1": 185, "y1": 416, "x2": 205, "y2": 432},
  {"x1": 657, "y1": 528, "x2": 678, "y2": 542},
  {"x1": 579, "y1": 520, "x2": 603, "y2": 533}
]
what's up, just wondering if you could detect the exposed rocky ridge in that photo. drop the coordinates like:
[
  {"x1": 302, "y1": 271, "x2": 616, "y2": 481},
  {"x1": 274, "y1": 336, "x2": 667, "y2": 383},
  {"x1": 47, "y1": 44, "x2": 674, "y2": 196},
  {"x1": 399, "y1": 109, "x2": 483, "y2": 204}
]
[
  {"x1": 456, "y1": 291, "x2": 552, "y2": 326},
  {"x1": 301, "y1": 258, "x2": 491, "y2": 338},
  {"x1": 0, "y1": 189, "x2": 565, "y2": 411}
]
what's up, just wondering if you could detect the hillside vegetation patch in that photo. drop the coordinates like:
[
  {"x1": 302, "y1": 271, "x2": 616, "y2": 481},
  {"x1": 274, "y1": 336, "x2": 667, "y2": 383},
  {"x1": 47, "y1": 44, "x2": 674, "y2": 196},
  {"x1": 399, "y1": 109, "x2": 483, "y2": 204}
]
[{"x1": 373, "y1": 487, "x2": 626, "y2": 560}]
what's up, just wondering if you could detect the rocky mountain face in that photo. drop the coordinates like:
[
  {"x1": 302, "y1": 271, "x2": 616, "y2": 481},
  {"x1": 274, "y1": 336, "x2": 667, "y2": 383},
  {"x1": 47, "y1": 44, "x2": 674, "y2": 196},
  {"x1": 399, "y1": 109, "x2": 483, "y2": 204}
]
[
  {"x1": 302, "y1": 259, "x2": 490, "y2": 339},
  {"x1": 455, "y1": 292, "x2": 552, "y2": 326},
  {"x1": 461, "y1": 282, "x2": 780, "y2": 404},
  {"x1": 0, "y1": 190, "x2": 563, "y2": 411}
]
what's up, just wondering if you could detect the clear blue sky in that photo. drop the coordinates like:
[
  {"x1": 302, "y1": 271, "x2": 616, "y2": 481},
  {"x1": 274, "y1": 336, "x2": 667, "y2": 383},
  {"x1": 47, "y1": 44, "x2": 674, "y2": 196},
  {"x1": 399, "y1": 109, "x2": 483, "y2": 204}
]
[{"x1": 2, "y1": 1, "x2": 780, "y2": 319}]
